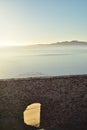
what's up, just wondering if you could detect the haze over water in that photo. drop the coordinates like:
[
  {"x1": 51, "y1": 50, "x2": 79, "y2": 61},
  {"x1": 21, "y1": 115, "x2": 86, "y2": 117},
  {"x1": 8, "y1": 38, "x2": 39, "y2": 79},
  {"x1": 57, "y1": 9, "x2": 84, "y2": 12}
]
[{"x1": 0, "y1": 44, "x2": 87, "y2": 79}]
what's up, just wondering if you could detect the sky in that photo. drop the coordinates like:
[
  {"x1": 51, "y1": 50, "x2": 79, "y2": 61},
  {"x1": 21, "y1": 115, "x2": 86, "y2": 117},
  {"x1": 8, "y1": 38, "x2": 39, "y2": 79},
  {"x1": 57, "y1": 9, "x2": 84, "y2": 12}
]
[{"x1": 0, "y1": 0, "x2": 87, "y2": 46}]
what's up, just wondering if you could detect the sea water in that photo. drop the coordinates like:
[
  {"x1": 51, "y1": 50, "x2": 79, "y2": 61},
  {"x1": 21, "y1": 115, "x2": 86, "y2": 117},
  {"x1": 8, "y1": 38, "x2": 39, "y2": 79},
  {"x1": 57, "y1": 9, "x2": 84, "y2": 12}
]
[{"x1": 0, "y1": 45, "x2": 87, "y2": 79}]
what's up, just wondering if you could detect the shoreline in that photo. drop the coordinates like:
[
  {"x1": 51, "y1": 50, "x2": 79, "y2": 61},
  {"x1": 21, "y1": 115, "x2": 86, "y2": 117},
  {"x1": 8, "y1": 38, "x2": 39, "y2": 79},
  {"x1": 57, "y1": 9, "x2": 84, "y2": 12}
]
[
  {"x1": 0, "y1": 73, "x2": 87, "y2": 80},
  {"x1": 0, "y1": 74, "x2": 87, "y2": 130}
]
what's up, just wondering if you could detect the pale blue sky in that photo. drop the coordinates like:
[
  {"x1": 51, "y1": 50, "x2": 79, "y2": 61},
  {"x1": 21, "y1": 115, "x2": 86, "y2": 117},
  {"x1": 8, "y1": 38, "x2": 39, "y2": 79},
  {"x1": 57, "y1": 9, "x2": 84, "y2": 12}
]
[{"x1": 0, "y1": 0, "x2": 87, "y2": 45}]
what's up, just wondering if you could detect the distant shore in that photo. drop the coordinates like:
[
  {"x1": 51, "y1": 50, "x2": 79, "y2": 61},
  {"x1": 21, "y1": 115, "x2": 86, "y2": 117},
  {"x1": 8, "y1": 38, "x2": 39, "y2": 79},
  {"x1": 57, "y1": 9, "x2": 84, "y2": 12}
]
[{"x1": 0, "y1": 74, "x2": 87, "y2": 130}]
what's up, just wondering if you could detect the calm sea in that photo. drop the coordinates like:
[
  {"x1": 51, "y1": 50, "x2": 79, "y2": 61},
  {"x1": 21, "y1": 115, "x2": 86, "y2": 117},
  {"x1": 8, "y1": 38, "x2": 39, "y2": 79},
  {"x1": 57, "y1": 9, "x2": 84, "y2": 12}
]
[{"x1": 0, "y1": 45, "x2": 87, "y2": 79}]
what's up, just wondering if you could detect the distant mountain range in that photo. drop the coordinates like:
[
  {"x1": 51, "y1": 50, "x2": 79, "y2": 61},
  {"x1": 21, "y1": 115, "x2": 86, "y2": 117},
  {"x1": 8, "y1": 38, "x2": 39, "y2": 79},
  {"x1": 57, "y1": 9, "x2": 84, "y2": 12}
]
[
  {"x1": 51, "y1": 40, "x2": 87, "y2": 45},
  {"x1": 36, "y1": 40, "x2": 87, "y2": 46}
]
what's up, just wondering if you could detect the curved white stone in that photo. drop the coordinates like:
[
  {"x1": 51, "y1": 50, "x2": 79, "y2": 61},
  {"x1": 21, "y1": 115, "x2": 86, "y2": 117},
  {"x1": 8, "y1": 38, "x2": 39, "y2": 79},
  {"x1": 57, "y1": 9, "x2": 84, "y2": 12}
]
[{"x1": 23, "y1": 103, "x2": 41, "y2": 127}]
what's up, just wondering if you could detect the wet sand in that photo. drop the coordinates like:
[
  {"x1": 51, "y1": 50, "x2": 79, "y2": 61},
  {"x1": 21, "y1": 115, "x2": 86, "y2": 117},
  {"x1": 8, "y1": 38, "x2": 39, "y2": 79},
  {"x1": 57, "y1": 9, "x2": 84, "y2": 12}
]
[{"x1": 0, "y1": 75, "x2": 87, "y2": 130}]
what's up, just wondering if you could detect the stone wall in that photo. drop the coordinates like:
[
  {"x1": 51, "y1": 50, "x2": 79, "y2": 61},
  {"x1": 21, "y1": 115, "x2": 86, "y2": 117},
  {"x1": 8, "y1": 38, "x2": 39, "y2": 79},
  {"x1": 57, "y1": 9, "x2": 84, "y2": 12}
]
[{"x1": 0, "y1": 75, "x2": 87, "y2": 130}]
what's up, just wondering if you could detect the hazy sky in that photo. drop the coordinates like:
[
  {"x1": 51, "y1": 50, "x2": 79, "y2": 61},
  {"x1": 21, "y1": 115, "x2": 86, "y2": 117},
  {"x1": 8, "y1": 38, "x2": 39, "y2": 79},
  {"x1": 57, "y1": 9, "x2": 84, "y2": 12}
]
[{"x1": 0, "y1": 0, "x2": 87, "y2": 45}]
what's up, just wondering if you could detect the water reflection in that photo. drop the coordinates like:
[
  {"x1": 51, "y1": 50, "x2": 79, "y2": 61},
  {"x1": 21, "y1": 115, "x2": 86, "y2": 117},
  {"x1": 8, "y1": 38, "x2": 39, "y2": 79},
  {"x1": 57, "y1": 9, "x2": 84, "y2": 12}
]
[{"x1": 0, "y1": 45, "x2": 87, "y2": 79}]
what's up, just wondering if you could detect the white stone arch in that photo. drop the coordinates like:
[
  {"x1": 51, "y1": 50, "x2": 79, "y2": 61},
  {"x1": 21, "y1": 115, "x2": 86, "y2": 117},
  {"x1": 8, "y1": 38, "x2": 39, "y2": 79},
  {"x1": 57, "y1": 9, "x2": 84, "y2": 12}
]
[{"x1": 23, "y1": 103, "x2": 41, "y2": 127}]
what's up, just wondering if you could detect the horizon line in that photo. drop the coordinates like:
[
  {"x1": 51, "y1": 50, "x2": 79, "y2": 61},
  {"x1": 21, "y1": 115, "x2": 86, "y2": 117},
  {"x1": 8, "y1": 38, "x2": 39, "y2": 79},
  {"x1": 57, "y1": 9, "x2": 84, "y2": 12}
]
[{"x1": 0, "y1": 40, "x2": 87, "y2": 47}]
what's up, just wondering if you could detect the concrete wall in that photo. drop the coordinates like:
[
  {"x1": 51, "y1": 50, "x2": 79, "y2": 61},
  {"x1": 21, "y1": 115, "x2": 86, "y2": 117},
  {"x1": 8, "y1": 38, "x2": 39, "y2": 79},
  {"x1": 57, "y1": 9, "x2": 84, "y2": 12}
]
[{"x1": 0, "y1": 75, "x2": 87, "y2": 130}]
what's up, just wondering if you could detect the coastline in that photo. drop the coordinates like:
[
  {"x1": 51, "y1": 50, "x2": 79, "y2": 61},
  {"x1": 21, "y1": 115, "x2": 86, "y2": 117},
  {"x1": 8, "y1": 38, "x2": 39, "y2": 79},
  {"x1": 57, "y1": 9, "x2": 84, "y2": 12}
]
[
  {"x1": 0, "y1": 74, "x2": 87, "y2": 130},
  {"x1": 0, "y1": 73, "x2": 87, "y2": 80}
]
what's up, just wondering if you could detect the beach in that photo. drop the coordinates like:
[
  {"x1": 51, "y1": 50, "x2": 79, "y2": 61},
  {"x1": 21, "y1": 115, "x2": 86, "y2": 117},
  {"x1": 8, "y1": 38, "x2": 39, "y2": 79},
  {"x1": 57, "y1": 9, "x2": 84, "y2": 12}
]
[{"x1": 0, "y1": 75, "x2": 87, "y2": 130}]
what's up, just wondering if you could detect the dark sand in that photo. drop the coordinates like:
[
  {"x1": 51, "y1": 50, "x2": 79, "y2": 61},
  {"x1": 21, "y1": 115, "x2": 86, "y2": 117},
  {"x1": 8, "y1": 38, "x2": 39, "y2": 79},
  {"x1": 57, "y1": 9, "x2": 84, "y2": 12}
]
[{"x1": 0, "y1": 75, "x2": 87, "y2": 130}]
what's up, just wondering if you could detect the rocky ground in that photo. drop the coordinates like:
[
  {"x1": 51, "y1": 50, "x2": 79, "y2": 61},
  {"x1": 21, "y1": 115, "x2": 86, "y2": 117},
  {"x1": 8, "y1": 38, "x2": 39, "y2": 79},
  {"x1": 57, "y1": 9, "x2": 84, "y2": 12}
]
[{"x1": 0, "y1": 75, "x2": 87, "y2": 130}]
